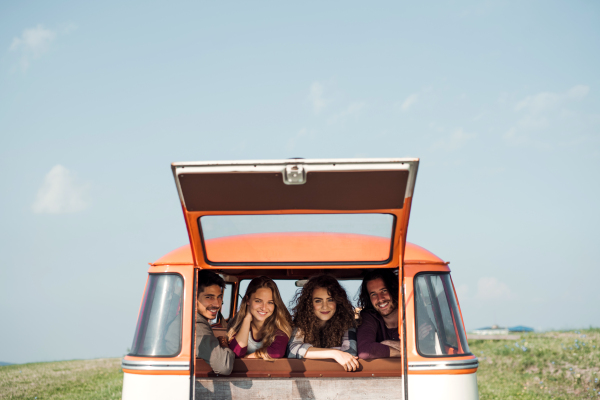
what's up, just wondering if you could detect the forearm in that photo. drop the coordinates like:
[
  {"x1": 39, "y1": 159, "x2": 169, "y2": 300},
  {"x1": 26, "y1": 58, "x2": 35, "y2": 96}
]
[
  {"x1": 228, "y1": 337, "x2": 247, "y2": 357},
  {"x1": 304, "y1": 348, "x2": 343, "y2": 360},
  {"x1": 210, "y1": 347, "x2": 235, "y2": 375},
  {"x1": 358, "y1": 341, "x2": 391, "y2": 359},
  {"x1": 388, "y1": 346, "x2": 401, "y2": 357},
  {"x1": 234, "y1": 319, "x2": 252, "y2": 348},
  {"x1": 266, "y1": 333, "x2": 289, "y2": 358}
]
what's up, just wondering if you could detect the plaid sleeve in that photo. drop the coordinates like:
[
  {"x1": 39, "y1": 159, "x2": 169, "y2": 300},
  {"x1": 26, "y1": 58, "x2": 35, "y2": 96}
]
[
  {"x1": 339, "y1": 328, "x2": 358, "y2": 356},
  {"x1": 287, "y1": 327, "x2": 313, "y2": 359}
]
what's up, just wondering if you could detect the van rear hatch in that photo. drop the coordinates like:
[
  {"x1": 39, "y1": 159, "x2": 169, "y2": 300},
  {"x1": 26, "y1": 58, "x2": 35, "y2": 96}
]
[{"x1": 171, "y1": 158, "x2": 419, "y2": 269}]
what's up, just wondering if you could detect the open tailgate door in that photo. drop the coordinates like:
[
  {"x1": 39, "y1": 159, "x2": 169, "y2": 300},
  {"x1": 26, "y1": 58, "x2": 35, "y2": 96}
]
[{"x1": 171, "y1": 158, "x2": 419, "y2": 269}]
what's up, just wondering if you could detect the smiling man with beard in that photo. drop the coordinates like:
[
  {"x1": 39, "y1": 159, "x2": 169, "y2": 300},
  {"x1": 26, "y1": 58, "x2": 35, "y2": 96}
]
[
  {"x1": 194, "y1": 270, "x2": 234, "y2": 375},
  {"x1": 356, "y1": 269, "x2": 402, "y2": 359}
]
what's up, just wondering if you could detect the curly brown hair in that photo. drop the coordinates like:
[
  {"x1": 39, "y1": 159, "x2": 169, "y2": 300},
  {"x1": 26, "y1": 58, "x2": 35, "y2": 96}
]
[{"x1": 290, "y1": 275, "x2": 356, "y2": 348}]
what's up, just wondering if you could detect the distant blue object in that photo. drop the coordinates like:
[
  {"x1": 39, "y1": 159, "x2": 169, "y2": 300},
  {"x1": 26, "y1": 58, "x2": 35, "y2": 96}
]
[{"x1": 508, "y1": 326, "x2": 534, "y2": 332}]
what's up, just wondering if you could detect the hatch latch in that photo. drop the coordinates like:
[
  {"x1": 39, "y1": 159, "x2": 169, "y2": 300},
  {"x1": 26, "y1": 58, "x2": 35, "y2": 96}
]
[{"x1": 283, "y1": 164, "x2": 306, "y2": 185}]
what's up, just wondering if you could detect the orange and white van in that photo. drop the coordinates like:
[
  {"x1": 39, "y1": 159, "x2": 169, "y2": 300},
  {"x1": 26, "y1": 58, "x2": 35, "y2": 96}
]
[{"x1": 121, "y1": 158, "x2": 479, "y2": 400}]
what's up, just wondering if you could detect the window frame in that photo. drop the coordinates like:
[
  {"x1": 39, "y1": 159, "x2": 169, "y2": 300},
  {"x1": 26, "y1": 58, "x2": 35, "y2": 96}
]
[
  {"x1": 413, "y1": 272, "x2": 471, "y2": 359},
  {"x1": 197, "y1": 213, "x2": 397, "y2": 267},
  {"x1": 128, "y1": 272, "x2": 185, "y2": 358}
]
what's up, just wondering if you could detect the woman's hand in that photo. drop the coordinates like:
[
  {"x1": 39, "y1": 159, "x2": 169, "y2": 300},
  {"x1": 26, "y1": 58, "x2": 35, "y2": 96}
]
[
  {"x1": 244, "y1": 309, "x2": 254, "y2": 323},
  {"x1": 333, "y1": 351, "x2": 360, "y2": 372}
]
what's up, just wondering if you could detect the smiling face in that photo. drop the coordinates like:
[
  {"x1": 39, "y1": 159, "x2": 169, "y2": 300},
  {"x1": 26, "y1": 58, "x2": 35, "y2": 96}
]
[
  {"x1": 197, "y1": 284, "x2": 223, "y2": 320},
  {"x1": 367, "y1": 278, "x2": 395, "y2": 317},
  {"x1": 312, "y1": 286, "x2": 337, "y2": 327},
  {"x1": 248, "y1": 287, "x2": 275, "y2": 323}
]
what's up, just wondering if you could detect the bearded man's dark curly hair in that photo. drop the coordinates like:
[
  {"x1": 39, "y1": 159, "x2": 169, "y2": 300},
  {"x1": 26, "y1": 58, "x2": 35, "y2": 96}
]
[
  {"x1": 357, "y1": 269, "x2": 399, "y2": 312},
  {"x1": 290, "y1": 274, "x2": 356, "y2": 348}
]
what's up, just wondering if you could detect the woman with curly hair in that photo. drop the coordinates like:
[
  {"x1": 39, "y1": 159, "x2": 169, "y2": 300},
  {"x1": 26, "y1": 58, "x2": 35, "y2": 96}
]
[
  {"x1": 287, "y1": 274, "x2": 359, "y2": 371},
  {"x1": 228, "y1": 276, "x2": 292, "y2": 359}
]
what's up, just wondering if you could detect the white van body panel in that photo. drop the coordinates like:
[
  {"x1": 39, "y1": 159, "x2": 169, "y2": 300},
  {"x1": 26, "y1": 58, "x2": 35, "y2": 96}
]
[
  {"x1": 194, "y1": 373, "x2": 478, "y2": 400},
  {"x1": 122, "y1": 373, "x2": 189, "y2": 400},
  {"x1": 408, "y1": 373, "x2": 479, "y2": 400}
]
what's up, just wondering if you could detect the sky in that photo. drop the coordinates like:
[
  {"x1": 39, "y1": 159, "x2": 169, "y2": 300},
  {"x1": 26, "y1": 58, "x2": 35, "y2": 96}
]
[{"x1": 1, "y1": 0, "x2": 599, "y2": 364}]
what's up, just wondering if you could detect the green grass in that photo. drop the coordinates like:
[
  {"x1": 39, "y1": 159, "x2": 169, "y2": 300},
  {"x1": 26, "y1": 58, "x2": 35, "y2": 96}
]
[
  {"x1": 0, "y1": 358, "x2": 122, "y2": 400},
  {"x1": 471, "y1": 328, "x2": 600, "y2": 399},
  {"x1": 1, "y1": 330, "x2": 598, "y2": 399}
]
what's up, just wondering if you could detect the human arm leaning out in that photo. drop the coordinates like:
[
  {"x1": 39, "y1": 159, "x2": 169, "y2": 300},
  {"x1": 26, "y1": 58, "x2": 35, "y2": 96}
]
[
  {"x1": 228, "y1": 310, "x2": 253, "y2": 358},
  {"x1": 289, "y1": 328, "x2": 359, "y2": 371},
  {"x1": 380, "y1": 340, "x2": 401, "y2": 357},
  {"x1": 195, "y1": 314, "x2": 234, "y2": 375},
  {"x1": 228, "y1": 336, "x2": 247, "y2": 358},
  {"x1": 287, "y1": 327, "x2": 313, "y2": 359},
  {"x1": 262, "y1": 330, "x2": 289, "y2": 358},
  {"x1": 231, "y1": 329, "x2": 289, "y2": 359},
  {"x1": 356, "y1": 311, "x2": 392, "y2": 359},
  {"x1": 336, "y1": 328, "x2": 358, "y2": 356}
]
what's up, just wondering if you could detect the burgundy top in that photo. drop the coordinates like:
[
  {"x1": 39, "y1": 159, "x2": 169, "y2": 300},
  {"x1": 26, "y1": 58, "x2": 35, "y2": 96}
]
[
  {"x1": 229, "y1": 329, "x2": 289, "y2": 358},
  {"x1": 357, "y1": 309, "x2": 400, "y2": 359}
]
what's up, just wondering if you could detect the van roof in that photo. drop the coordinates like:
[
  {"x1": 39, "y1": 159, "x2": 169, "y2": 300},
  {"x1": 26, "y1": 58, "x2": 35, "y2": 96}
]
[{"x1": 152, "y1": 237, "x2": 446, "y2": 266}]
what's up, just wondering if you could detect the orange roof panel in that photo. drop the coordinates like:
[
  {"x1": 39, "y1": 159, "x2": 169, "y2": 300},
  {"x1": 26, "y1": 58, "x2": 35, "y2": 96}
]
[{"x1": 152, "y1": 234, "x2": 445, "y2": 266}]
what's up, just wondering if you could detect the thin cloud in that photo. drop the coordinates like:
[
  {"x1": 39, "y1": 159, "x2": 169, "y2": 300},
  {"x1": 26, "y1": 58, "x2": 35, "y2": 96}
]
[
  {"x1": 433, "y1": 128, "x2": 476, "y2": 151},
  {"x1": 286, "y1": 128, "x2": 311, "y2": 151},
  {"x1": 505, "y1": 85, "x2": 591, "y2": 146},
  {"x1": 456, "y1": 284, "x2": 469, "y2": 299},
  {"x1": 32, "y1": 165, "x2": 90, "y2": 214},
  {"x1": 308, "y1": 82, "x2": 328, "y2": 114},
  {"x1": 9, "y1": 25, "x2": 57, "y2": 70},
  {"x1": 400, "y1": 93, "x2": 418, "y2": 112},
  {"x1": 327, "y1": 101, "x2": 366, "y2": 124},
  {"x1": 476, "y1": 277, "x2": 515, "y2": 301}
]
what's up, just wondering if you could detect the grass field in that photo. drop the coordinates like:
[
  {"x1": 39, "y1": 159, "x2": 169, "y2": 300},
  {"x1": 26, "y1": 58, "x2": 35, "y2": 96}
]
[
  {"x1": 0, "y1": 358, "x2": 122, "y2": 400},
  {"x1": 471, "y1": 328, "x2": 600, "y2": 399},
  {"x1": 1, "y1": 328, "x2": 598, "y2": 399}
]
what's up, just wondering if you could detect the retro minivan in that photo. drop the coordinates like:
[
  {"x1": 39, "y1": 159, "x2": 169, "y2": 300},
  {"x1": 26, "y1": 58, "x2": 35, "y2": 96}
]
[{"x1": 121, "y1": 158, "x2": 479, "y2": 400}]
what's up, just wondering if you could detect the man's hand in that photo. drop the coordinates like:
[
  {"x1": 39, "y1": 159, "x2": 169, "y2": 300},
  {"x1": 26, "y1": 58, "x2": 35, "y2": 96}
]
[
  {"x1": 381, "y1": 340, "x2": 401, "y2": 357},
  {"x1": 380, "y1": 340, "x2": 401, "y2": 351},
  {"x1": 217, "y1": 336, "x2": 229, "y2": 348},
  {"x1": 418, "y1": 323, "x2": 433, "y2": 340}
]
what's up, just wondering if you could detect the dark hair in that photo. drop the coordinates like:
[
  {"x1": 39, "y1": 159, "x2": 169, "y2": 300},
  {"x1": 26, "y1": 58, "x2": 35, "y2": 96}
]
[
  {"x1": 197, "y1": 269, "x2": 225, "y2": 296},
  {"x1": 357, "y1": 269, "x2": 399, "y2": 311},
  {"x1": 290, "y1": 274, "x2": 356, "y2": 348}
]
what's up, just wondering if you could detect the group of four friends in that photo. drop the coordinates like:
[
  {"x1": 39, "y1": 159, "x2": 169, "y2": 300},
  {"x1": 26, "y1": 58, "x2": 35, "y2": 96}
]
[{"x1": 195, "y1": 269, "x2": 403, "y2": 376}]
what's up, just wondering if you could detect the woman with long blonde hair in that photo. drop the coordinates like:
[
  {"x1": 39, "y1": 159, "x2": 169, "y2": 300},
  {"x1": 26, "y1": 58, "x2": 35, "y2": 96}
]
[{"x1": 228, "y1": 276, "x2": 292, "y2": 359}]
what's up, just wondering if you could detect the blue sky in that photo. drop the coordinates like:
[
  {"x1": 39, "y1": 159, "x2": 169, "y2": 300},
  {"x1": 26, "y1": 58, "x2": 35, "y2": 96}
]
[{"x1": 1, "y1": 0, "x2": 599, "y2": 364}]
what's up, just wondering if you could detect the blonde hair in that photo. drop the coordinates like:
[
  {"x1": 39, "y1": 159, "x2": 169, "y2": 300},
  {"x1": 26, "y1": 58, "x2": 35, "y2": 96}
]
[{"x1": 227, "y1": 276, "x2": 292, "y2": 360}]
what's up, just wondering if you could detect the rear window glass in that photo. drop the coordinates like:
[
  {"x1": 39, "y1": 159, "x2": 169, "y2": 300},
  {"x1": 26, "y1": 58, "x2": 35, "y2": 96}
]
[
  {"x1": 414, "y1": 273, "x2": 470, "y2": 357},
  {"x1": 129, "y1": 274, "x2": 184, "y2": 357},
  {"x1": 200, "y1": 214, "x2": 394, "y2": 264}
]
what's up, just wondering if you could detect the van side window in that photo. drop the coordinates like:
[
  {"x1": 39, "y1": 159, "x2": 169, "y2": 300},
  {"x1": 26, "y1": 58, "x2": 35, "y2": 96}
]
[
  {"x1": 221, "y1": 283, "x2": 233, "y2": 319},
  {"x1": 129, "y1": 274, "x2": 184, "y2": 357},
  {"x1": 414, "y1": 273, "x2": 470, "y2": 357}
]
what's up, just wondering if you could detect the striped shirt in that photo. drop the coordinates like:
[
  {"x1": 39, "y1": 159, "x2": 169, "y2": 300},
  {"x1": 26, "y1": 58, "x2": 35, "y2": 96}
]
[{"x1": 287, "y1": 327, "x2": 357, "y2": 359}]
